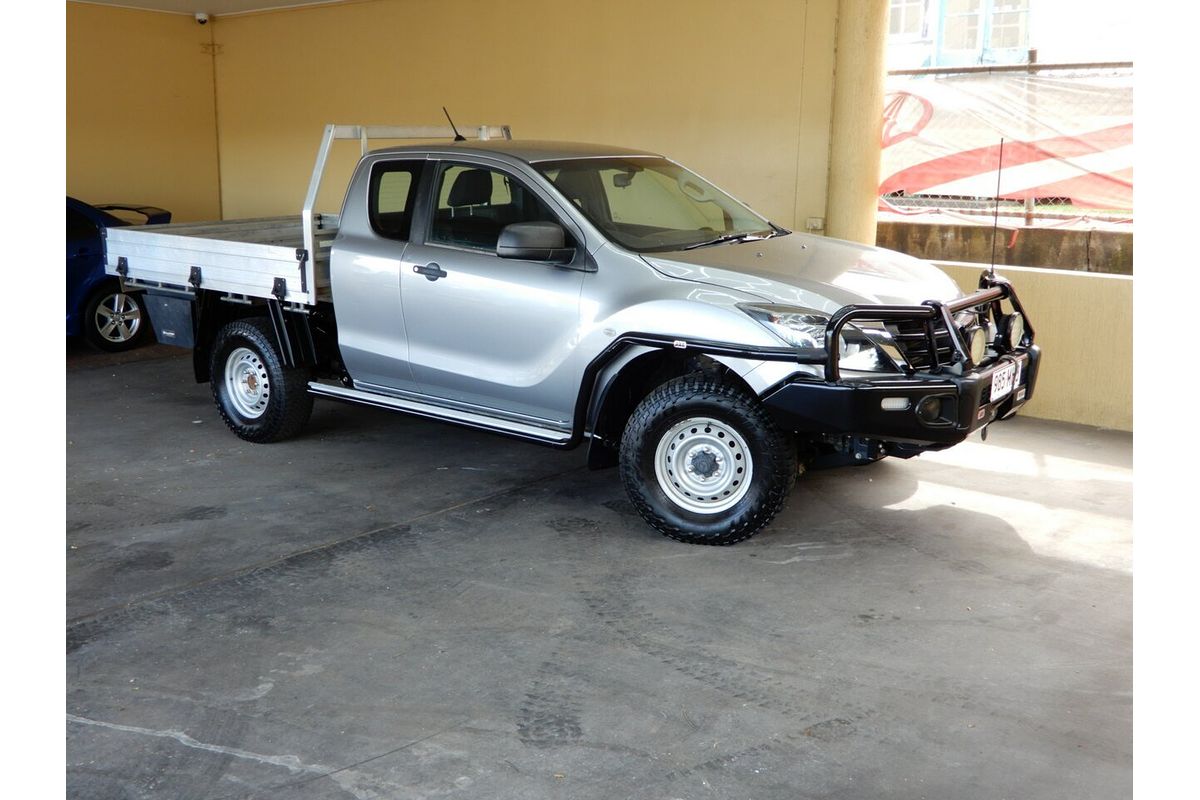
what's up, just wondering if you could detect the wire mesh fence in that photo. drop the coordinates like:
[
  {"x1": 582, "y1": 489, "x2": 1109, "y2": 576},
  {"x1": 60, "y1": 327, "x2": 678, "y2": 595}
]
[{"x1": 879, "y1": 62, "x2": 1132, "y2": 231}]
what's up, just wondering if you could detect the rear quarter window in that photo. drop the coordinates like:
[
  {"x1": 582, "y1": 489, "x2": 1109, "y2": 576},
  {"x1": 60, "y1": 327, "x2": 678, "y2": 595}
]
[{"x1": 368, "y1": 160, "x2": 425, "y2": 241}]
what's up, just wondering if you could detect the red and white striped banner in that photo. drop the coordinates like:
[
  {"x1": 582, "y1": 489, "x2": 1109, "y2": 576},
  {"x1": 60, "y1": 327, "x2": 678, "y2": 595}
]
[{"x1": 879, "y1": 73, "x2": 1132, "y2": 212}]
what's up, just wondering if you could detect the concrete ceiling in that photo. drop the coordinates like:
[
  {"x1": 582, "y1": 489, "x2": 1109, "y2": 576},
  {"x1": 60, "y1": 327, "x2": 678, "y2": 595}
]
[{"x1": 75, "y1": 0, "x2": 349, "y2": 16}]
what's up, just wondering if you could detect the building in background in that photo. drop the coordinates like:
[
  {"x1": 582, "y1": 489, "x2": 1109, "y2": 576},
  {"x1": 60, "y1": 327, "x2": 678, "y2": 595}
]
[
  {"x1": 887, "y1": 0, "x2": 1131, "y2": 70},
  {"x1": 879, "y1": 0, "x2": 1133, "y2": 273}
]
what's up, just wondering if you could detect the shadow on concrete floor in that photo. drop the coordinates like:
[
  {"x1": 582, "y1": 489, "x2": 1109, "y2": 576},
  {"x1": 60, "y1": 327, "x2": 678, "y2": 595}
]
[{"x1": 66, "y1": 344, "x2": 1131, "y2": 800}]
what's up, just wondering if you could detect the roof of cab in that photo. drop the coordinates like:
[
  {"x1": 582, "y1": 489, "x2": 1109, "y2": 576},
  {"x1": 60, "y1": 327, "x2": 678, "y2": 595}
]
[{"x1": 367, "y1": 139, "x2": 662, "y2": 164}]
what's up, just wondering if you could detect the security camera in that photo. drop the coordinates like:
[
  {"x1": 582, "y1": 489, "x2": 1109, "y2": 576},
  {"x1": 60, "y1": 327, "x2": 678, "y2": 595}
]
[{"x1": 195, "y1": 12, "x2": 209, "y2": 25}]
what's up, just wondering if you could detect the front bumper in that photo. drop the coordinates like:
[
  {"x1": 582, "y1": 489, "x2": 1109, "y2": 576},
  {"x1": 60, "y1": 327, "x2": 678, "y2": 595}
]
[{"x1": 763, "y1": 344, "x2": 1040, "y2": 448}]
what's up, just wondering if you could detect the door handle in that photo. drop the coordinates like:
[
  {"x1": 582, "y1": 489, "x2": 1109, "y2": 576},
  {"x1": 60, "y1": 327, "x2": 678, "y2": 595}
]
[{"x1": 413, "y1": 262, "x2": 448, "y2": 281}]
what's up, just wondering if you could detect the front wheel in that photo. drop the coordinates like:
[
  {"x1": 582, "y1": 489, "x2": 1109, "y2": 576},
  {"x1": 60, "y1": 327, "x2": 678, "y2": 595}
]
[
  {"x1": 619, "y1": 376, "x2": 798, "y2": 545},
  {"x1": 210, "y1": 318, "x2": 313, "y2": 443}
]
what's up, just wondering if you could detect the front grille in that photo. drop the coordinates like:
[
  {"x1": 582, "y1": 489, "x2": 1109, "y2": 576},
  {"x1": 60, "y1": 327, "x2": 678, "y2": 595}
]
[{"x1": 887, "y1": 319, "x2": 959, "y2": 372}]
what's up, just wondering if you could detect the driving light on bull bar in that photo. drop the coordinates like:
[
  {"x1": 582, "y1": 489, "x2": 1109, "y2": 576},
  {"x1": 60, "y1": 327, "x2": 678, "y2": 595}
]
[
  {"x1": 1005, "y1": 312, "x2": 1025, "y2": 350},
  {"x1": 967, "y1": 326, "x2": 987, "y2": 363},
  {"x1": 881, "y1": 397, "x2": 910, "y2": 411}
]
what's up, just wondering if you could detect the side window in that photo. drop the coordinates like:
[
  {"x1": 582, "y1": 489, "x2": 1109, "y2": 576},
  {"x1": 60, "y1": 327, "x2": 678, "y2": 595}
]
[
  {"x1": 429, "y1": 163, "x2": 567, "y2": 252},
  {"x1": 368, "y1": 160, "x2": 425, "y2": 241},
  {"x1": 67, "y1": 208, "x2": 98, "y2": 242}
]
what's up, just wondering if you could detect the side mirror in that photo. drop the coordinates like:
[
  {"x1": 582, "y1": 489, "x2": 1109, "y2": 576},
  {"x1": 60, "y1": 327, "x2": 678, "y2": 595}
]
[{"x1": 497, "y1": 221, "x2": 574, "y2": 263}]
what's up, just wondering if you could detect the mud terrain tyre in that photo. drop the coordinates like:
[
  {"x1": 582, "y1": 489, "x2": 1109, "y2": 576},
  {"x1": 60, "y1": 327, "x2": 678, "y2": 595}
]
[
  {"x1": 210, "y1": 318, "x2": 313, "y2": 443},
  {"x1": 619, "y1": 376, "x2": 797, "y2": 545}
]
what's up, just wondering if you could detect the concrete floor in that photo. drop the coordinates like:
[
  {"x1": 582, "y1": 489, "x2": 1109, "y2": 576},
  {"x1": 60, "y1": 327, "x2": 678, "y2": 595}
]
[{"x1": 66, "y1": 341, "x2": 1132, "y2": 800}]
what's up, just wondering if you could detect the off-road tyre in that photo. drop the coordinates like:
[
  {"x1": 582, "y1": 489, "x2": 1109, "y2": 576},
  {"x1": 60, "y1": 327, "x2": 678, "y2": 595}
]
[
  {"x1": 619, "y1": 376, "x2": 798, "y2": 545},
  {"x1": 210, "y1": 317, "x2": 313, "y2": 443}
]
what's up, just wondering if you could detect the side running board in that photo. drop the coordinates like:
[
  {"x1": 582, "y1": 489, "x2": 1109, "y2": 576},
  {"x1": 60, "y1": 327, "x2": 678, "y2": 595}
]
[{"x1": 307, "y1": 382, "x2": 572, "y2": 444}]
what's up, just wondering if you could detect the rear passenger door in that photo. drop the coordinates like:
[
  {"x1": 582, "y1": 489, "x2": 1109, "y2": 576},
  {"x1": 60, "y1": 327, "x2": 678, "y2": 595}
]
[
  {"x1": 399, "y1": 159, "x2": 586, "y2": 425},
  {"x1": 330, "y1": 157, "x2": 427, "y2": 393}
]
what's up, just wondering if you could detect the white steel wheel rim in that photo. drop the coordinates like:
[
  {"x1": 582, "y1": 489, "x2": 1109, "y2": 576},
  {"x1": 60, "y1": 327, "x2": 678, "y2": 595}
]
[
  {"x1": 224, "y1": 347, "x2": 271, "y2": 419},
  {"x1": 653, "y1": 416, "x2": 754, "y2": 514},
  {"x1": 94, "y1": 292, "x2": 142, "y2": 343}
]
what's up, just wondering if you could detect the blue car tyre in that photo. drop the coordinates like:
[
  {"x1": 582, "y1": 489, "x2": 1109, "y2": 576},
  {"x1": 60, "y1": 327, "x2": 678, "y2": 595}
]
[{"x1": 83, "y1": 286, "x2": 151, "y2": 352}]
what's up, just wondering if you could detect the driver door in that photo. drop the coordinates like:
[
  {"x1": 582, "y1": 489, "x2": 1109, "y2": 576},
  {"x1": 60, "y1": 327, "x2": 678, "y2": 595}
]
[{"x1": 399, "y1": 160, "x2": 587, "y2": 425}]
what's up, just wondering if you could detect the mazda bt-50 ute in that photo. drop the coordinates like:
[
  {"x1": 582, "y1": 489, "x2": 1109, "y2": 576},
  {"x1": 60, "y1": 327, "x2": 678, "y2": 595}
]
[{"x1": 105, "y1": 124, "x2": 1040, "y2": 544}]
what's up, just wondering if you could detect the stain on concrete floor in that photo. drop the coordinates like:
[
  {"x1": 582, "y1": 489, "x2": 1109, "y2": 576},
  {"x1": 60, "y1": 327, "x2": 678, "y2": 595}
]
[{"x1": 67, "y1": 345, "x2": 1132, "y2": 799}]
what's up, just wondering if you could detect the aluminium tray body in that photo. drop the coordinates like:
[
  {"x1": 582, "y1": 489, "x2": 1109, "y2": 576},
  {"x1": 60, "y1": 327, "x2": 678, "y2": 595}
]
[{"x1": 104, "y1": 215, "x2": 337, "y2": 305}]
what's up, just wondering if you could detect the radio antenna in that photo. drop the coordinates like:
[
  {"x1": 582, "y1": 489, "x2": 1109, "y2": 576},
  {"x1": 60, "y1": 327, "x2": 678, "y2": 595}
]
[
  {"x1": 443, "y1": 107, "x2": 467, "y2": 142},
  {"x1": 989, "y1": 138, "x2": 1005, "y2": 279}
]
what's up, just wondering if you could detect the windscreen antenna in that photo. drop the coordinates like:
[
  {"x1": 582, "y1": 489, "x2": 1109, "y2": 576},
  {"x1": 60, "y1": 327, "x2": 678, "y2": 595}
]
[
  {"x1": 443, "y1": 107, "x2": 467, "y2": 142},
  {"x1": 989, "y1": 138, "x2": 1005, "y2": 279}
]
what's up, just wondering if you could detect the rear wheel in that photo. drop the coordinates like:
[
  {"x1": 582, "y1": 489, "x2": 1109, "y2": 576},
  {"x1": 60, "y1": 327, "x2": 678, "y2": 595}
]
[
  {"x1": 83, "y1": 287, "x2": 151, "y2": 352},
  {"x1": 619, "y1": 376, "x2": 798, "y2": 545},
  {"x1": 210, "y1": 318, "x2": 312, "y2": 442}
]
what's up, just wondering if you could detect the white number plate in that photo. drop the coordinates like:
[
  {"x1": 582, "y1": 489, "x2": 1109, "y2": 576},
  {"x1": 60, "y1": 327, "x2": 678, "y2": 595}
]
[{"x1": 990, "y1": 362, "x2": 1018, "y2": 401}]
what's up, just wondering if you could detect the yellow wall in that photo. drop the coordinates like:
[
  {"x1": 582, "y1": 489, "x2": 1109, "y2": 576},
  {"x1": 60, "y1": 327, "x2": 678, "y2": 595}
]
[
  {"x1": 66, "y1": 1, "x2": 1132, "y2": 431},
  {"x1": 938, "y1": 263, "x2": 1133, "y2": 432},
  {"x1": 66, "y1": 2, "x2": 221, "y2": 222},
  {"x1": 66, "y1": 0, "x2": 851, "y2": 233},
  {"x1": 210, "y1": 0, "x2": 839, "y2": 225}
]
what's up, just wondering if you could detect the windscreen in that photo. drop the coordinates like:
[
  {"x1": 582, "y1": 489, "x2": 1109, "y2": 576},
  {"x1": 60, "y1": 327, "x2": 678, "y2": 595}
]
[{"x1": 536, "y1": 157, "x2": 778, "y2": 253}]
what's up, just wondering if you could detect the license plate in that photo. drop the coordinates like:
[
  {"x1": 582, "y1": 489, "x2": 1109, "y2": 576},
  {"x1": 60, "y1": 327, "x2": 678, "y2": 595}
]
[{"x1": 990, "y1": 361, "x2": 1018, "y2": 401}]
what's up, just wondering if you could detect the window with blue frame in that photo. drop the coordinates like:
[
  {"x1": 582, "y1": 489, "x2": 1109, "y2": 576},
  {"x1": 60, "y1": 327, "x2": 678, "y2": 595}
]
[
  {"x1": 936, "y1": 0, "x2": 1030, "y2": 65},
  {"x1": 889, "y1": 0, "x2": 929, "y2": 39},
  {"x1": 988, "y1": 0, "x2": 1030, "y2": 50}
]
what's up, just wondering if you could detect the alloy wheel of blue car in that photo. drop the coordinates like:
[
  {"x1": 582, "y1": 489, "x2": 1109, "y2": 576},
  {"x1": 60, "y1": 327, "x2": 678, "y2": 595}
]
[{"x1": 84, "y1": 288, "x2": 149, "y2": 352}]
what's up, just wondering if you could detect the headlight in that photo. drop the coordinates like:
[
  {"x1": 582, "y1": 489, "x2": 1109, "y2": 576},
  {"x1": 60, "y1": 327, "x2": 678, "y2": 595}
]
[
  {"x1": 738, "y1": 303, "x2": 899, "y2": 373},
  {"x1": 738, "y1": 304, "x2": 829, "y2": 351}
]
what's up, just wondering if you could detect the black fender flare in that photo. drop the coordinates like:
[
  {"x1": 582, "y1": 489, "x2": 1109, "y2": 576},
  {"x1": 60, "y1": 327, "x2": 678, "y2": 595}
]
[{"x1": 573, "y1": 334, "x2": 801, "y2": 466}]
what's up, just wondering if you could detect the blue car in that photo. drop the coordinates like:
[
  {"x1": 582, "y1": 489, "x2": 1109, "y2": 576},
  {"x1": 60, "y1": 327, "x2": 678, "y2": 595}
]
[{"x1": 67, "y1": 197, "x2": 170, "y2": 351}]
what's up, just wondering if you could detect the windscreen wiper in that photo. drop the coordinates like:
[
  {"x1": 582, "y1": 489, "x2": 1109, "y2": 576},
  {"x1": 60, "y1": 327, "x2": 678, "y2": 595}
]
[{"x1": 682, "y1": 229, "x2": 775, "y2": 251}]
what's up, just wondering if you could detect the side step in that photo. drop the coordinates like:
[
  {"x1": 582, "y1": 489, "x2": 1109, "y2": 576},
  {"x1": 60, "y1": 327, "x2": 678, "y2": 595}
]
[{"x1": 307, "y1": 382, "x2": 573, "y2": 445}]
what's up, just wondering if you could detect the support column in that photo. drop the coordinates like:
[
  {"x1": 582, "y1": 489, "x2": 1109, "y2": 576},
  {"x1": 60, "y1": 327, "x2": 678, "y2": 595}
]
[{"x1": 825, "y1": 0, "x2": 889, "y2": 244}]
